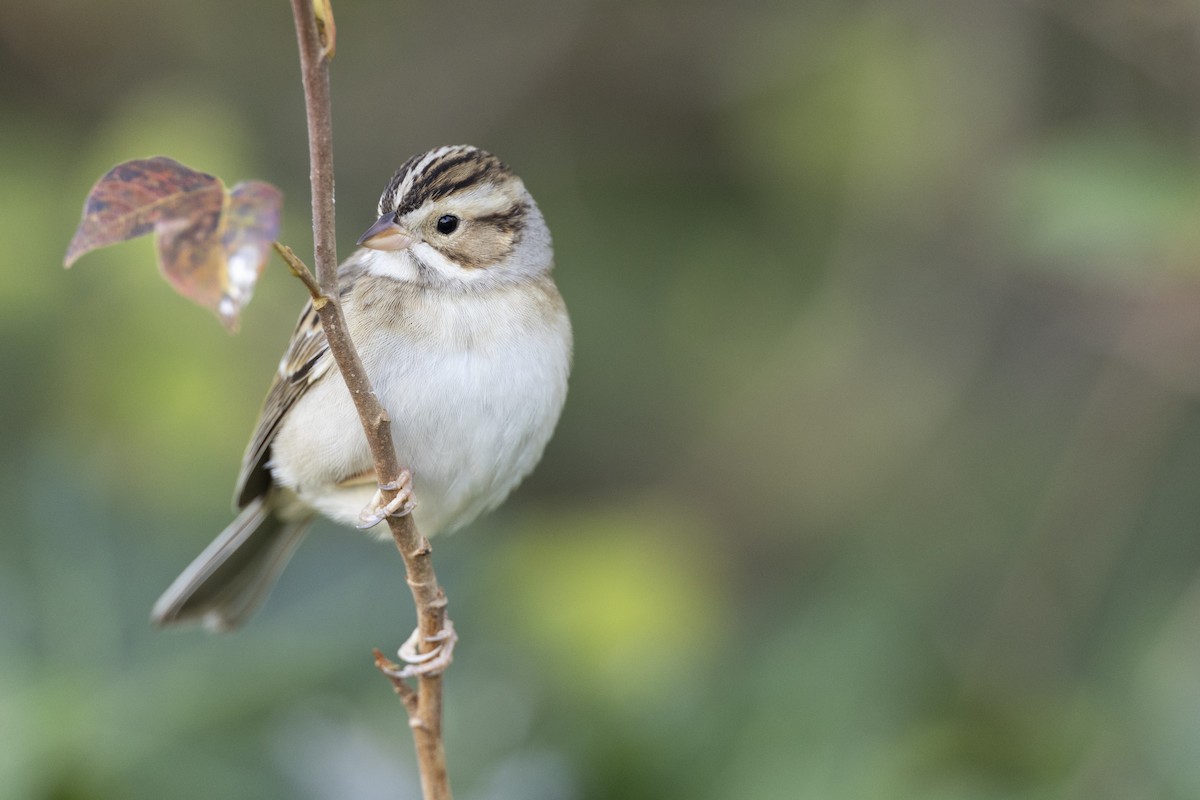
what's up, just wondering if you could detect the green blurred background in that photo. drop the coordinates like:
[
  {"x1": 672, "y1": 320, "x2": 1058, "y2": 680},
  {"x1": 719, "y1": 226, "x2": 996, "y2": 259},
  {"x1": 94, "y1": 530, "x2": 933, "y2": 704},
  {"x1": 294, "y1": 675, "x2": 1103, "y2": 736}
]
[{"x1": 4, "y1": 0, "x2": 1200, "y2": 797}]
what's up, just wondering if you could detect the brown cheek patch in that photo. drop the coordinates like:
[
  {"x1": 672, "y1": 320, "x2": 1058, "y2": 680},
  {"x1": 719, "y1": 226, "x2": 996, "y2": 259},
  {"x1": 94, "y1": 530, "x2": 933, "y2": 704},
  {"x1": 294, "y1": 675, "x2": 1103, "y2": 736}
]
[{"x1": 442, "y1": 223, "x2": 518, "y2": 270}]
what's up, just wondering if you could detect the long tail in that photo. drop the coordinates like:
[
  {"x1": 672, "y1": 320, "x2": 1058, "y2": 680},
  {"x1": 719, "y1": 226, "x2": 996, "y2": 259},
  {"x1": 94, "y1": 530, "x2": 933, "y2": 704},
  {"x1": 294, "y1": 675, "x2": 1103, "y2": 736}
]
[{"x1": 151, "y1": 495, "x2": 311, "y2": 631}]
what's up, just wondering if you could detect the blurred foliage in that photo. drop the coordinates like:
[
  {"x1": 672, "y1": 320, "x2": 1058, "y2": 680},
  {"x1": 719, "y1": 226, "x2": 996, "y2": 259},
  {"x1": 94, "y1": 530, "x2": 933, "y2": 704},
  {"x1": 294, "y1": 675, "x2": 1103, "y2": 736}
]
[{"x1": 4, "y1": 0, "x2": 1200, "y2": 798}]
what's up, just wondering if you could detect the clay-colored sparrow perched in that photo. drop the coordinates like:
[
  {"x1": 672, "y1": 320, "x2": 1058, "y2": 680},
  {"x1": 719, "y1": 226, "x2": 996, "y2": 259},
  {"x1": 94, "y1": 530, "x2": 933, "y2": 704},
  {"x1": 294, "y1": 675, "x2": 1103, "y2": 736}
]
[{"x1": 153, "y1": 145, "x2": 572, "y2": 631}]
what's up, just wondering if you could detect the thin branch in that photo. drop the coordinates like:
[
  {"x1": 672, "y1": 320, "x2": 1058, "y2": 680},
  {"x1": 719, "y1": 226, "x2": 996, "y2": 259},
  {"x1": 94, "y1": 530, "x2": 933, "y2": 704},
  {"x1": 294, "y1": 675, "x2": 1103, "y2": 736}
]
[
  {"x1": 273, "y1": 242, "x2": 325, "y2": 307},
  {"x1": 375, "y1": 648, "x2": 420, "y2": 715},
  {"x1": 287, "y1": 2, "x2": 453, "y2": 798}
]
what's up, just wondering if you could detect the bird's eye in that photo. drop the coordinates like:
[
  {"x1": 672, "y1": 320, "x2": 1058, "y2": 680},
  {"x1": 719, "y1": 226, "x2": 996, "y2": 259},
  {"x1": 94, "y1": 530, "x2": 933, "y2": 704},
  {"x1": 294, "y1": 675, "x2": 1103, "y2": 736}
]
[{"x1": 436, "y1": 214, "x2": 459, "y2": 235}]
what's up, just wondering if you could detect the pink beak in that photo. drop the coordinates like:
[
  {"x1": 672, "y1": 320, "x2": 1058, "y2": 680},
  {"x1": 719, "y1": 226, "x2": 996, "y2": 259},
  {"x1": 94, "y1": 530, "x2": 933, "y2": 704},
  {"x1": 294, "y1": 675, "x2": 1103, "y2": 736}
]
[{"x1": 357, "y1": 214, "x2": 414, "y2": 251}]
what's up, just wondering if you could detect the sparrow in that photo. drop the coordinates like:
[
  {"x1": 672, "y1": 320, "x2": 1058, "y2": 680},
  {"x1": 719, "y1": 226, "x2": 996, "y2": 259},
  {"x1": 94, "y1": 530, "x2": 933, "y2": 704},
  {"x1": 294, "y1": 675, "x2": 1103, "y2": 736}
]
[{"x1": 152, "y1": 145, "x2": 572, "y2": 632}]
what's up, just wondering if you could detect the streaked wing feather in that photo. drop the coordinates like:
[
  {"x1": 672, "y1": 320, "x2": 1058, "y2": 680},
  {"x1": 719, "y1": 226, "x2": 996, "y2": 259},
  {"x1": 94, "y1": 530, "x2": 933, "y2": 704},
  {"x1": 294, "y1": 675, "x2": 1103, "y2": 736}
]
[
  {"x1": 233, "y1": 253, "x2": 372, "y2": 508},
  {"x1": 233, "y1": 299, "x2": 333, "y2": 508}
]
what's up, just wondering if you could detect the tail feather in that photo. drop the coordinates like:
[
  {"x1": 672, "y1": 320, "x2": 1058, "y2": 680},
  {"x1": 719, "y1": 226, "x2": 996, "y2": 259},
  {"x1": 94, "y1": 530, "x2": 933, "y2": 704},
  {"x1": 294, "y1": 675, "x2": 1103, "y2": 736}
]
[{"x1": 152, "y1": 495, "x2": 311, "y2": 632}]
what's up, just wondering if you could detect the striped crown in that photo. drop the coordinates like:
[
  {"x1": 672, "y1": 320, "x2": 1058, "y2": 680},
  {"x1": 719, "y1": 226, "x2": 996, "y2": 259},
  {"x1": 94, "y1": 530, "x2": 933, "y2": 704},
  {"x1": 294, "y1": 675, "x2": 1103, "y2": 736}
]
[{"x1": 378, "y1": 145, "x2": 514, "y2": 218}]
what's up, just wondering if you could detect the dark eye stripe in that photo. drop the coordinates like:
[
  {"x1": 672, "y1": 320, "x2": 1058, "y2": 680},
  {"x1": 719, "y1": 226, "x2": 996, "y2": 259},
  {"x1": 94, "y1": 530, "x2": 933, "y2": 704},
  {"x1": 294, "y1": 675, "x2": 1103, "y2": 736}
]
[{"x1": 476, "y1": 203, "x2": 525, "y2": 234}]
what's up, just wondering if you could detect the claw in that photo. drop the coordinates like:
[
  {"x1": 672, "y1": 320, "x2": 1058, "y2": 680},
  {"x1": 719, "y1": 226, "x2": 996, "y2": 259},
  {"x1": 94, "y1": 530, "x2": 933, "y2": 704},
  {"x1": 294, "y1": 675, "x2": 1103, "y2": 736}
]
[
  {"x1": 357, "y1": 469, "x2": 415, "y2": 529},
  {"x1": 394, "y1": 620, "x2": 457, "y2": 678}
]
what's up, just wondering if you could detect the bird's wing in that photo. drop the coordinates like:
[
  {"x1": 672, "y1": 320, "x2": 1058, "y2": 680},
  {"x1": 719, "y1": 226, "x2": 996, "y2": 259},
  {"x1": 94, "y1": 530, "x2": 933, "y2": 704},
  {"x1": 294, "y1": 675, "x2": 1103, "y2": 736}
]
[
  {"x1": 232, "y1": 254, "x2": 370, "y2": 508},
  {"x1": 232, "y1": 300, "x2": 332, "y2": 508}
]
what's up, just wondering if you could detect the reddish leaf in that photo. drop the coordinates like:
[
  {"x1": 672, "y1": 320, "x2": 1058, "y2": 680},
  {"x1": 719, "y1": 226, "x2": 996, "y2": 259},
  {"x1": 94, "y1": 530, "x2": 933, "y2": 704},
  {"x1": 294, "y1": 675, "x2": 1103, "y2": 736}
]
[
  {"x1": 153, "y1": 187, "x2": 227, "y2": 314},
  {"x1": 65, "y1": 157, "x2": 283, "y2": 331},
  {"x1": 219, "y1": 182, "x2": 283, "y2": 327}
]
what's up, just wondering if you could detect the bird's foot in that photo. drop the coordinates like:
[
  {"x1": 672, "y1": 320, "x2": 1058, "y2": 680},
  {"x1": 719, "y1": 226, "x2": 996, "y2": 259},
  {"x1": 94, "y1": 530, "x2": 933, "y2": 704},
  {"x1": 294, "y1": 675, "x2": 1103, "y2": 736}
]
[
  {"x1": 356, "y1": 469, "x2": 415, "y2": 529},
  {"x1": 381, "y1": 620, "x2": 457, "y2": 679}
]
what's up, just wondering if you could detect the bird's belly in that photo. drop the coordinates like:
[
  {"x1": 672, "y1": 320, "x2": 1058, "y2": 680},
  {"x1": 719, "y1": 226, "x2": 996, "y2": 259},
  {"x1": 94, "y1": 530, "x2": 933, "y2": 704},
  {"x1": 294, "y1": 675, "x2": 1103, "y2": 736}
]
[
  {"x1": 268, "y1": 320, "x2": 569, "y2": 537},
  {"x1": 386, "y1": 347, "x2": 560, "y2": 534}
]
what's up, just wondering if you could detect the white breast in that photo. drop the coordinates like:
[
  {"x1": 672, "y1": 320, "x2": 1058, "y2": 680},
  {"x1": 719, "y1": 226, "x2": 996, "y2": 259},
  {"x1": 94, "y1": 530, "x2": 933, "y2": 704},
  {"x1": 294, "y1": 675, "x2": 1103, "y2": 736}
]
[{"x1": 268, "y1": 277, "x2": 572, "y2": 537}]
